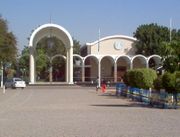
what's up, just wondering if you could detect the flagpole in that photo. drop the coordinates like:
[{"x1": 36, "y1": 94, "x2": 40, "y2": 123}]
[
  {"x1": 49, "y1": 12, "x2": 52, "y2": 24},
  {"x1": 98, "y1": 28, "x2": 101, "y2": 88},
  {"x1": 98, "y1": 28, "x2": 100, "y2": 54}
]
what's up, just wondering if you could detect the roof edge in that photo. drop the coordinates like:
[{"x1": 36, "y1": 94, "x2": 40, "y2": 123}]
[{"x1": 86, "y1": 35, "x2": 137, "y2": 46}]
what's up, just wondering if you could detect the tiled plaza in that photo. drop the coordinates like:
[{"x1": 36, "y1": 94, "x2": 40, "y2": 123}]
[{"x1": 0, "y1": 86, "x2": 179, "y2": 137}]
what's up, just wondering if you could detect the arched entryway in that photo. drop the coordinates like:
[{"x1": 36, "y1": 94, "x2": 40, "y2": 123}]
[
  {"x1": 100, "y1": 56, "x2": 114, "y2": 82},
  {"x1": 147, "y1": 55, "x2": 162, "y2": 70},
  {"x1": 84, "y1": 55, "x2": 99, "y2": 82},
  {"x1": 73, "y1": 54, "x2": 83, "y2": 82},
  {"x1": 51, "y1": 55, "x2": 66, "y2": 82},
  {"x1": 132, "y1": 55, "x2": 147, "y2": 69},
  {"x1": 29, "y1": 23, "x2": 73, "y2": 84},
  {"x1": 116, "y1": 55, "x2": 131, "y2": 81}
]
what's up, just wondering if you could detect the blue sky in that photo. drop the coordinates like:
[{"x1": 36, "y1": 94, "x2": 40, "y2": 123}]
[{"x1": 0, "y1": 0, "x2": 180, "y2": 51}]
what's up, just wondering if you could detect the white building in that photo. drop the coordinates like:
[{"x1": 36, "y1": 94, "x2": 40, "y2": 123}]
[
  {"x1": 29, "y1": 23, "x2": 162, "y2": 84},
  {"x1": 79, "y1": 35, "x2": 161, "y2": 84}
]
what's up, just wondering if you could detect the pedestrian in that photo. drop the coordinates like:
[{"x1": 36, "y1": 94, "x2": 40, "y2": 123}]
[
  {"x1": 101, "y1": 80, "x2": 107, "y2": 93},
  {"x1": 96, "y1": 76, "x2": 99, "y2": 92}
]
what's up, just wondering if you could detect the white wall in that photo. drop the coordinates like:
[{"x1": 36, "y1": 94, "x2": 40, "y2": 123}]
[{"x1": 88, "y1": 36, "x2": 137, "y2": 56}]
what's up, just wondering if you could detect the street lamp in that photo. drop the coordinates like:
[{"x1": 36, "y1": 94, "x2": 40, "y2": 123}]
[
  {"x1": 1, "y1": 61, "x2": 3, "y2": 88},
  {"x1": 21, "y1": 68, "x2": 26, "y2": 79}
]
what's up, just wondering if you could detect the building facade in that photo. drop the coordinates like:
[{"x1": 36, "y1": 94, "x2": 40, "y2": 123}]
[
  {"x1": 29, "y1": 23, "x2": 162, "y2": 84},
  {"x1": 77, "y1": 35, "x2": 161, "y2": 85}
]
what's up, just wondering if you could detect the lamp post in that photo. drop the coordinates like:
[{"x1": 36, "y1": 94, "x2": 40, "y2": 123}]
[
  {"x1": 22, "y1": 68, "x2": 26, "y2": 79},
  {"x1": 1, "y1": 61, "x2": 3, "y2": 88}
]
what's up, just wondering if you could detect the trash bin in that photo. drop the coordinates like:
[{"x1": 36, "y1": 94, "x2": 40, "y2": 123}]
[{"x1": 116, "y1": 83, "x2": 127, "y2": 97}]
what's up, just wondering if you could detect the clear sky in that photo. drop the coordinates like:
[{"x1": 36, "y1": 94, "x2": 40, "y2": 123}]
[{"x1": 0, "y1": 0, "x2": 180, "y2": 51}]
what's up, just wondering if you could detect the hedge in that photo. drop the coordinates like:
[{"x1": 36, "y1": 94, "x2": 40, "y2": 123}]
[{"x1": 161, "y1": 71, "x2": 180, "y2": 93}]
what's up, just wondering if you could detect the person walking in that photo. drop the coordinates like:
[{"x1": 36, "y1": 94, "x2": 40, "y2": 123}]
[
  {"x1": 96, "y1": 76, "x2": 99, "y2": 92},
  {"x1": 101, "y1": 80, "x2": 107, "y2": 93}
]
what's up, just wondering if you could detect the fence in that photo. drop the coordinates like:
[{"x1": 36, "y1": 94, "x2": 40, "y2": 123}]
[{"x1": 116, "y1": 83, "x2": 180, "y2": 109}]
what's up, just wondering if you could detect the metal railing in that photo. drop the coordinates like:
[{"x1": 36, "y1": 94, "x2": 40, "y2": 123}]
[{"x1": 116, "y1": 85, "x2": 180, "y2": 109}]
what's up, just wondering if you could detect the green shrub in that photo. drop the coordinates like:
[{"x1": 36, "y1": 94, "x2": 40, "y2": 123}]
[
  {"x1": 124, "y1": 68, "x2": 157, "y2": 89},
  {"x1": 162, "y1": 72, "x2": 176, "y2": 93},
  {"x1": 136, "y1": 68, "x2": 157, "y2": 89}
]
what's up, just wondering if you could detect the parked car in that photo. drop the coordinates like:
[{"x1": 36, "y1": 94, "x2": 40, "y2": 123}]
[{"x1": 5, "y1": 77, "x2": 26, "y2": 89}]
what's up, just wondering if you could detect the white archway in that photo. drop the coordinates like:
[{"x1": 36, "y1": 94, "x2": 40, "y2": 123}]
[
  {"x1": 51, "y1": 54, "x2": 67, "y2": 82},
  {"x1": 73, "y1": 54, "x2": 84, "y2": 82},
  {"x1": 100, "y1": 56, "x2": 115, "y2": 82},
  {"x1": 131, "y1": 55, "x2": 148, "y2": 69},
  {"x1": 84, "y1": 55, "x2": 99, "y2": 82},
  {"x1": 147, "y1": 55, "x2": 162, "y2": 69},
  {"x1": 115, "y1": 55, "x2": 131, "y2": 82},
  {"x1": 29, "y1": 23, "x2": 73, "y2": 84}
]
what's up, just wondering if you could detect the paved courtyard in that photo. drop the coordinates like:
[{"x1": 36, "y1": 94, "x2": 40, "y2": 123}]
[{"x1": 0, "y1": 86, "x2": 180, "y2": 137}]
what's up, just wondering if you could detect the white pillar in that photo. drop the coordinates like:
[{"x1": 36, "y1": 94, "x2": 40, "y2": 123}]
[
  {"x1": 82, "y1": 61, "x2": 85, "y2": 82},
  {"x1": 130, "y1": 60, "x2": 133, "y2": 69},
  {"x1": 29, "y1": 47, "x2": 35, "y2": 84},
  {"x1": 66, "y1": 50, "x2": 69, "y2": 83},
  {"x1": 146, "y1": 60, "x2": 149, "y2": 68},
  {"x1": 98, "y1": 60, "x2": 101, "y2": 87},
  {"x1": 69, "y1": 47, "x2": 73, "y2": 84},
  {"x1": 114, "y1": 62, "x2": 117, "y2": 82}
]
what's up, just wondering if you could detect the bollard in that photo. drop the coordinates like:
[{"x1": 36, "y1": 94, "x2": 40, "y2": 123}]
[
  {"x1": 3, "y1": 85, "x2": 5, "y2": 94},
  {"x1": 118, "y1": 87, "x2": 121, "y2": 97},
  {"x1": 149, "y1": 88, "x2": 152, "y2": 97}
]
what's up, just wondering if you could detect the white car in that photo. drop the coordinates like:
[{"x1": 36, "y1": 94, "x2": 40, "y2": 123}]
[{"x1": 5, "y1": 78, "x2": 26, "y2": 89}]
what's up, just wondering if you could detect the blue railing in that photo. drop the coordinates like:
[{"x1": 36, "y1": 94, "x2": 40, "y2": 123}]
[{"x1": 115, "y1": 83, "x2": 180, "y2": 109}]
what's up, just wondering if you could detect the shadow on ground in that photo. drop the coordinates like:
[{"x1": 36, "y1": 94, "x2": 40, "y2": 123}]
[{"x1": 90, "y1": 102, "x2": 152, "y2": 108}]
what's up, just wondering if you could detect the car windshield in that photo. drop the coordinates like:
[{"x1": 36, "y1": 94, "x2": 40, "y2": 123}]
[
  {"x1": 14, "y1": 78, "x2": 22, "y2": 81},
  {"x1": 6, "y1": 79, "x2": 12, "y2": 82}
]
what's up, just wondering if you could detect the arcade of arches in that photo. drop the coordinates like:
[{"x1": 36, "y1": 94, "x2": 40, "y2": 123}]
[{"x1": 29, "y1": 23, "x2": 162, "y2": 84}]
